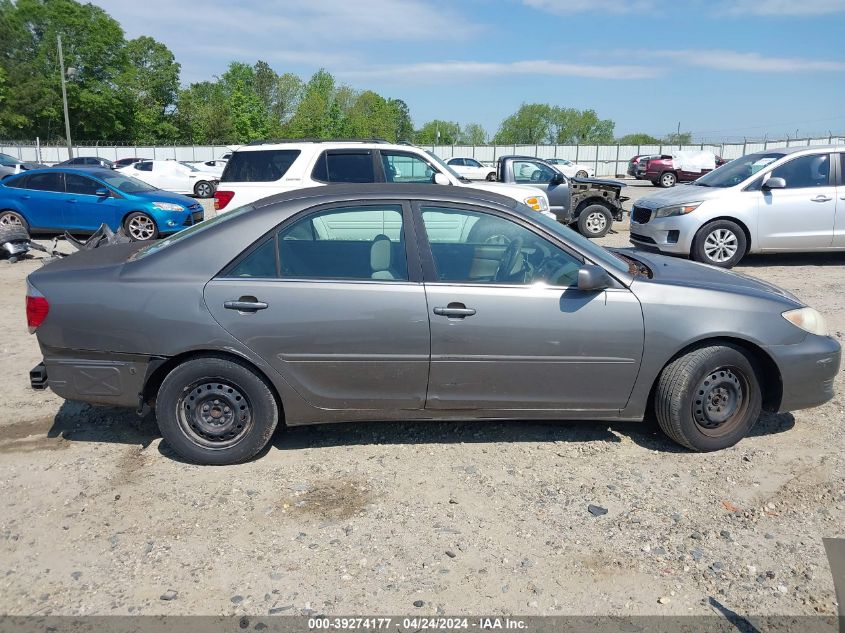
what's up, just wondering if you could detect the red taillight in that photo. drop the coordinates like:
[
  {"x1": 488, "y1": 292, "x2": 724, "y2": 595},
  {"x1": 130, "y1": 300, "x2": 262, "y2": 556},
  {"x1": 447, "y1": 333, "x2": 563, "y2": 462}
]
[
  {"x1": 214, "y1": 190, "x2": 234, "y2": 211},
  {"x1": 26, "y1": 294, "x2": 49, "y2": 333}
]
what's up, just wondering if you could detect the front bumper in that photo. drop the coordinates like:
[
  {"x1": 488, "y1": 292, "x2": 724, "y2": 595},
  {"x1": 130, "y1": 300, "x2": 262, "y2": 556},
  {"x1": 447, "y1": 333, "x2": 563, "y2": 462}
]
[
  {"x1": 769, "y1": 335, "x2": 841, "y2": 413},
  {"x1": 629, "y1": 214, "x2": 696, "y2": 255}
]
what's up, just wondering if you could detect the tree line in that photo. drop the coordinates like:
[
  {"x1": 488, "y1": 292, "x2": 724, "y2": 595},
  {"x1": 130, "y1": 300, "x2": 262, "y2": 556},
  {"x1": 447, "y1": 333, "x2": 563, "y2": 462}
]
[{"x1": 0, "y1": 0, "x2": 691, "y2": 146}]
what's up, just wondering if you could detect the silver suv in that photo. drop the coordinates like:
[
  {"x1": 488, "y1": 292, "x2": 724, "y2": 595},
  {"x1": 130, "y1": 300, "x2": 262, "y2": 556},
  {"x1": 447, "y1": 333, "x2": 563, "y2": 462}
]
[{"x1": 630, "y1": 145, "x2": 845, "y2": 267}]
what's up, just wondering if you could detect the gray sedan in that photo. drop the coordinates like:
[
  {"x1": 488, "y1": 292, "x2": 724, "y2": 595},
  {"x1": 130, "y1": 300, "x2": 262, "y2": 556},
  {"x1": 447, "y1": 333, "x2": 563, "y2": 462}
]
[{"x1": 27, "y1": 185, "x2": 840, "y2": 464}]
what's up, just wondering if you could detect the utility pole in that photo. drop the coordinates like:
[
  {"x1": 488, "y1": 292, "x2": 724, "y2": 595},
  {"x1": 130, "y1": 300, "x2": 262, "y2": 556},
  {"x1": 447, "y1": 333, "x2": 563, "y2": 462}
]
[{"x1": 57, "y1": 35, "x2": 73, "y2": 159}]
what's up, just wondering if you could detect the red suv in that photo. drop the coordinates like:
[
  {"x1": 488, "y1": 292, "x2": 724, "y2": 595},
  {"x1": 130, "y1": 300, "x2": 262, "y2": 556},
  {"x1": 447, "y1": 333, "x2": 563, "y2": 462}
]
[{"x1": 634, "y1": 153, "x2": 728, "y2": 187}]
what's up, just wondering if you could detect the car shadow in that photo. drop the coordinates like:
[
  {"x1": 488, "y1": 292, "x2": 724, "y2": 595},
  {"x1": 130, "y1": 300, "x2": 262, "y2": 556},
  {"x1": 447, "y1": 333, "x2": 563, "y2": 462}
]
[
  {"x1": 739, "y1": 251, "x2": 845, "y2": 268},
  {"x1": 43, "y1": 400, "x2": 796, "y2": 461}
]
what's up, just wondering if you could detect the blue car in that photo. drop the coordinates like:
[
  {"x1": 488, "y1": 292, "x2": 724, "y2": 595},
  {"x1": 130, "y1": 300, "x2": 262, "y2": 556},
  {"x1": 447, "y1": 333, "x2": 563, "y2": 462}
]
[{"x1": 0, "y1": 168, "x2": 204, "y2": 241}]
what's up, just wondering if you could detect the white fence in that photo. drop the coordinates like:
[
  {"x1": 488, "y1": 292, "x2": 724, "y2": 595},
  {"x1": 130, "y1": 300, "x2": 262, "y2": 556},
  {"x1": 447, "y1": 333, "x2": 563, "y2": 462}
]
[{"x1": 2, "y1": 136, "x2": 843, "y2": 178}]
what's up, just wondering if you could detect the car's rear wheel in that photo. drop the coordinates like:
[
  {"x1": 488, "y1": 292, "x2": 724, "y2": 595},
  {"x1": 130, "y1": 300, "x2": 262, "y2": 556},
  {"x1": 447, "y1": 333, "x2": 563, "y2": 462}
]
[
  {"x1": 0, "y1": 210, "x2": 28, "y2": 232},
  {"x1": 576, "y1": 204, "x2": 612, "y2": 238},
  {"x1": 654, "y1": 344, "x2": 762, "y2": 452},
  {"x1": 575, "y1": 170, "x2": 588, "y2": 178},
  {"x1": 124, "y1": 212, "x2": 159, "y2": 241},
  {"x1": 194, "y1": 180, "x2": 214, "y2": 198},
  {"x1": 486, "y1": 172, "x2": 496, "y2": 181},
  {"x1": 659, "y1": 172, "x2": 677, "y2": 187},
  {"x1": 691, "y1": 219, "x2": 746, "y2": 268},
  {"x1": 156, "y1": 356, "x2": 280, "y2": 465}
]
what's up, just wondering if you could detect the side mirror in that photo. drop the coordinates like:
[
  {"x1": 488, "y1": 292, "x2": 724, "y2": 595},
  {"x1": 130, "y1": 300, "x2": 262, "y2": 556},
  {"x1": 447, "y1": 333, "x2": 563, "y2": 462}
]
[
  {"x1": 550, "y1": 172, "x2": 564, "y2": 185},
  {"x1": 577, "y1": 264, "x2": 613, "y2": 291},
  {"x1": 763, "y1": 176, "x2": 786, "y2": 190},
  {"x1": 433, "y1": 172, "x2": 450, "y2": 186},
  {"x1": 94, "y1": 187, "x2": 110, "y2": 197}
]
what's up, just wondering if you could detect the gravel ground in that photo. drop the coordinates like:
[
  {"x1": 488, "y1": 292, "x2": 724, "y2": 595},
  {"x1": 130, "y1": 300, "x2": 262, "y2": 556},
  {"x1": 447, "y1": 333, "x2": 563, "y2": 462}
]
[{"x1": 0, "y1": 183, "x2": 843, "y2": 618}]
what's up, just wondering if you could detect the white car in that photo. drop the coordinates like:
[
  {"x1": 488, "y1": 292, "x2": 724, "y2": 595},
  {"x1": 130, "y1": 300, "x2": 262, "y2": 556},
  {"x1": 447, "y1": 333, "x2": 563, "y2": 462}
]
[
  {"x1": 188, "y1": 159, "x2": 227, "y2": 178},
  {"x1": 213, "y1": 141, "x2": 551, "y2": 218},
  {"x1": 118, "y1": 160, "x2": 219, "y2": 198},
  {"x1": 444, "y1": 157, "x2": 497, "y2": 181},
  {"x1": 547, "y1": 158, "x2": 594, "y2": 179}
]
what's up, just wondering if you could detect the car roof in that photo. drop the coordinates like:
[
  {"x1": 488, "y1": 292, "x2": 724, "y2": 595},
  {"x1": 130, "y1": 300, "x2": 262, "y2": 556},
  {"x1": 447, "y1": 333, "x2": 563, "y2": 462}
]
[
  {"x1": 233, "y1": 140, "x2": 420, "y2": 153},
  {"x1": 12, "y1": 167, "x2": 116, "y2": 178},
  {"x1": 250, "y1": 183, "x2": 523, "y2": 213},
  {"x1": 754, "y1": 144, "x2": 845, "y2": 156}
]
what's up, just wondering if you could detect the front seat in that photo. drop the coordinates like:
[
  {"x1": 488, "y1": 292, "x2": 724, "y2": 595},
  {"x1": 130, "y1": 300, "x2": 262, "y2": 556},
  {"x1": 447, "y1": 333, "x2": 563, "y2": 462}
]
[{"x1": 370, "y1": 234, "x2": 398, "y2": 280}]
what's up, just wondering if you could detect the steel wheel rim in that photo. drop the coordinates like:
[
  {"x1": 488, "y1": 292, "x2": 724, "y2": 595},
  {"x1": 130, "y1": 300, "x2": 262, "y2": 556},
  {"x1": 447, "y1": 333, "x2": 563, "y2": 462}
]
[
  {"x1": 128, "y1": 215, "x2": 155, "y2": 240},
  {"x1": 585, "y1": 211, "x2": 607, "y2": 234},
  {"x1": 177, "y1": 380, "x2": 254, "y2": 449},
  {"x1": 703, "y1": 228, "x2": 738, "y2": 262},
  {"x1": 662, "y1": 174, "x2": 675, "y2": 186},
  {"x1": 196, "y1": 182, "x2": 211, "y2": 197},
  {"x1": 0, "y1": 212, "x2": 23, "y2": 227},
  {"x1": 576, "y1": 170, "x2": 588, "y2": 178},
  {"x1": 692, "y1": 366, "x2": 749, "y2": 437}
]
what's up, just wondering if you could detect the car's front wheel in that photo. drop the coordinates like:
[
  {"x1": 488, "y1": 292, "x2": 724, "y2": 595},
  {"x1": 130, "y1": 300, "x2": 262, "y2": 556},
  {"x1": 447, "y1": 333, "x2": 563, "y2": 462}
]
[
  {"x1": 124, "y1": 212, "x2": 159, "y2": 241},
  {"x1": 486, "y1": 171, "x2": 496, "y2": 181},
  {"x1": 659, "y1": 172, "x2": 677, "y2": 187},
  {"x1": 194, "y1": 180, "x2": 214, "y2": 198},
  {"x1": 655, "y1": 344, "x2": 762, "y2": 452},
  {"x1": 691, "y1": 220, "x2": 746, "y2": 268},
  {"x1": 156, "y1": 356, "x2": 280, "y2": 465},
  {"x1": 576, "y1": 204, "x2": 612, "y2": 238},
  {"x1": 575, "y1": 170, "x2": 588, "y2": 178}
]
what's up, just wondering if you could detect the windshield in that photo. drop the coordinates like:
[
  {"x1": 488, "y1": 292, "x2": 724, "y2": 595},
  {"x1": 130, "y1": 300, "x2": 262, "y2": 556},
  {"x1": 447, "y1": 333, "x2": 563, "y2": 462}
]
[
  {"x1": 525, "y1": 206, "x2": 631, "y2": 277},
  {"x1": 692, "y1": 152, "x2": 784, "y2": 188},
  {"x1": 131, "y1": 205, "x2": 255, "y2": 260},
  {"x1": 425, "y1": 151, "x2": 468, "y2": 182},
  {"x1": 99, "y1": 172, "x2": 158, "y2": 193}
]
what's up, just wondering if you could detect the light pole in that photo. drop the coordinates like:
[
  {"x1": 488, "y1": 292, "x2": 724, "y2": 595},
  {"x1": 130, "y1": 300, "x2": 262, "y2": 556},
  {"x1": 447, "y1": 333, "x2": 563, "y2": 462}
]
[{"x1": 57, "y1": 35, "x2": 75, "y2": 159}]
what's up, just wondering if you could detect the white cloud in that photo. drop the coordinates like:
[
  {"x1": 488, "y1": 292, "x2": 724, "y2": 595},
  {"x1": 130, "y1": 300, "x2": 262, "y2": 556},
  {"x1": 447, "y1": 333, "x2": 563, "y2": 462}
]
[
  {"x1": 721, "y1": 0, "x2": 845, "y2": 15},
  {"x1": 338, "y1": 60, "x2": 659, "y2": 81},
  {"x1": 648, "y1": 49, "x2": 845, "y2": 72},
  {"x1": 522, "y1": 0, "x2": 655, "y2": 13}
]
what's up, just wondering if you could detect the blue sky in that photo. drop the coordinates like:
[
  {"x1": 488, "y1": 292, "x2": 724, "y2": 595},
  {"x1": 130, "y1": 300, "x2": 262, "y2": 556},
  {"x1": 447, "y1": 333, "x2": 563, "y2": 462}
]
[{"x1": 95, "y1": 0, "x2": 845, "y2": 141}]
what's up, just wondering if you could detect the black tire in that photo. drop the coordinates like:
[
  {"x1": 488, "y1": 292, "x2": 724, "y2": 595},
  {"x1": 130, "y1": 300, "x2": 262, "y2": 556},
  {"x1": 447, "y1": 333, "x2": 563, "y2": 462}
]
[
  {"x1": 650, "y1": 180, "x2": 659, "y2": 186},
  {"x1": 658, "y1": 172, "x2": 677, "y2": 187},
  {"x1": 654, "y1": 344, "x2": 762, "y2": 452},
  {"x1": 0, "y1": 210, "x2": 29, "y2": 232},
  {"x1": 575, "y1": 170, "x2": 588, "y2": 178},
  {"x1": 691, "y1": 219, "x2": 746, "y2": 268},
  {"x1": 194, "y1": 180, "x2": 214, "y2": 198},
  {"x1": 123, "y1": 211, "x2": 159, "y2": 241},
  {"x1": 576, "y1": 204, "x2": 612, "y2": 238},
  {"x1": 0, "y1": 223, "x2": 30, "y2": 253},
  {"x1": 485, "y1": 172, "x2": 496, "y2": 181},
  {"x1": 156, "y1": 356, "x2": 280, "y2": 465}
]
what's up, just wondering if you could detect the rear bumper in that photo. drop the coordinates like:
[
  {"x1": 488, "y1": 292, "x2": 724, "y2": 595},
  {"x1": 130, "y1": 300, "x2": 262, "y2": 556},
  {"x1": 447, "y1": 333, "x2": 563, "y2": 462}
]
[
  {"x1": 32, "y1": 353, "x2": 151, "y2": 408},
  {"x1": 768, "y1": 335, "x2": 841, "y2": 412}
]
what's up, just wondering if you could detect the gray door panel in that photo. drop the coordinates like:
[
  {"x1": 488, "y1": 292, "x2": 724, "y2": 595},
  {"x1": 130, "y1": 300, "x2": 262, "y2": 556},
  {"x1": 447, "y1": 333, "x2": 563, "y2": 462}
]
[
  {"x1": 204, "y1": 279, "x2": 430, "y2": 410},
  {"x1": 424, "y1": 284, "x2": 644, "y2": 411}
]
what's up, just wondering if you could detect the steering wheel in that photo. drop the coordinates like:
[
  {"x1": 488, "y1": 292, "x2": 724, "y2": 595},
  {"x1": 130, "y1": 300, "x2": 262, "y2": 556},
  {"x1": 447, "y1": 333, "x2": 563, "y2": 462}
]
[{"x1": 495, "y1": 237, "x2": 523, "y2": 282}]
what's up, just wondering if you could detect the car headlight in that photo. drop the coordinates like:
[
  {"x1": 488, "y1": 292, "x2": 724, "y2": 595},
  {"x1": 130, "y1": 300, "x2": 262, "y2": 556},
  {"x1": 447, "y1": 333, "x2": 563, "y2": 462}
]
[
  {"x1": 524, "y1": 196, "x2": 548, "y2": 212},
  {"x1": 152, "y1": 202, "x2": 185, "y2": 212},
  {"x1": 654, "y1": 202, "x2": 702, "y2": 218},
  {"x1": 782, "y1": 307, "x2": 828, "y2": 336}
]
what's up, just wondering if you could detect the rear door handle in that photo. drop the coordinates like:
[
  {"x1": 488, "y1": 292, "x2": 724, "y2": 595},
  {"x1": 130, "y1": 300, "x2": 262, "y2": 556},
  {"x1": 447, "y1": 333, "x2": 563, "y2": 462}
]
[
  {"x1": 811, "y1": 195, "x2": 832, "y2": 202},
  {"x1": 224, "y1": 299, "x2": 268, "y2": 312},
  {"x1": 433, "y1": 304, "x2": 476, "y2": 318}
]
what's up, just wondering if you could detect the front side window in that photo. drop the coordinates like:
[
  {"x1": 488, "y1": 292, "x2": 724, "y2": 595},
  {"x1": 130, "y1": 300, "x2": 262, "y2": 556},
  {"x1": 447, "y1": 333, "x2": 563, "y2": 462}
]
[
  {"x1": 311, "y1": 151, "x2": 375, "y2": 183},
  {"x1": 512, "y1": 160, "x2": 556, "y2": 184},
  {"x1": 465, "y1": 159, "x2": 483, "y2": 168},
  {"x1": 381, "y1": 151, "x2": 435, "y2": 184},
  {"x1": 65, "y1": 173, "x2": 101, "y2": 195},
  {"x1": 228, "y1": 205, "x2": 408, "y2": 281},
  {"x1": 420, "y1": 207, "x2": 582, "y2": 286},
  {"x1": 135, "y1": 161, "x2": 153, "y2": 172},
  {"x1": 23, "y1": 172, "x2": 64, "y2": 192},
  {"x1": 768, "y1": 154, "x2": 830, "y2": 189}
]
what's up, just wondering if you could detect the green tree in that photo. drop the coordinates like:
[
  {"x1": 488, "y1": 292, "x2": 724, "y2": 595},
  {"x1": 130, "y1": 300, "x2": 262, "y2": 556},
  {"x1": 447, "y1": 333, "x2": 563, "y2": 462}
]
[
  {"x1": 415, "y1": 120, "x2": 461, "y2": 145},
  {"x1": 664, "y1": 131, "x2": 693, "y2": 145},
  {"x1": 550, "y1": 108, "x2": 615, "y2": 144},
  {"x1": 343, "y1": 90, "x2": 398, "y2": 140},
  {"x1": 493, "y1": 104, "x2": 553, "y2": 144},
  {"x1": 124, "y1": 36, "x2": 180, "y2": 142},
  {"x1": 616, "y1": 133, "x2": 661, "y2": 145},
  {"x1": 176, "y1": 81, "x2": 233, "y2": 143},
  {"x1": 273, "y1": 72, "x2": 303, "y2": 125},
  {"x1": 460, "y1": 123, "x2": 487, "y2": 145},
  {"x1": 388, "y1": 98, "x2": 413, "y2": 141},
  {"x1": 221, "y1": 62, "x2": 272, "y2": 141}
]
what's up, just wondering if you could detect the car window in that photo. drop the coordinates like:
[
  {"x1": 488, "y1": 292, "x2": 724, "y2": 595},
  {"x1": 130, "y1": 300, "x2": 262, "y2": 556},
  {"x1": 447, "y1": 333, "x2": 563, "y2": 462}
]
[
  {"x1": 380, "y1": 151, "x2": 434, "y2": 184},
  {"x1": 228, "y1": 238, "x2": 277, "y2": 279},
  {"x1": 279, "y1": 205, "x2": 407, "y2": 280},
  {"x1": 65, "y1": 173, "x2": 102, "y2": 195},
  {"x1": 0, "y1": 155, "x2": 18, "y2": 166},
  {"x1": 311, "y1": 151, "x2": 375, "y2": 183},
  {"x1": 513, "y1": 160, "x2": 556, "y2": 184},
  {"x1": 22, "y1": 172, "x2": 64, "y2": 192},
  {"x1": 420, "y1": 207, "x2": 582, "y2": 286},
  {"x1": 465, "y1": 159, "x2": 482, "y2": 168},
  {"x1": 768, "y1": 154, "x2": 830, "y2": 189},
  {"x1": 135, "y1": 161, "x2": 153, "y2": 172},
  {"x1": 99, "y1": 172, "x2": 157, "y2": 193},
  {"x1": 450, "y1": 159, "x2": 465, "y2": 166},
  {"x1": 841, "y1": 154, "x2": 845, "y2": 184}
]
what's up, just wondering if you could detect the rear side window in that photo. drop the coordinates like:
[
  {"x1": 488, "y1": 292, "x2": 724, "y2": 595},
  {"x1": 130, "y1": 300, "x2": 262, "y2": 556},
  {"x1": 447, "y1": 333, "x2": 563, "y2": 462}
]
[
  {"x1": 22, "y1": 172, "x2": 64, "y2": 192},
  {"x1": 311, "y1": 151, "x2": 375, "y2": 183},
  {"x1": 221, "y1": 150, "x2": 300, "y2": 182},
  {"x1": 135, "y1": 161, "x2": 153, "y2": 172}
]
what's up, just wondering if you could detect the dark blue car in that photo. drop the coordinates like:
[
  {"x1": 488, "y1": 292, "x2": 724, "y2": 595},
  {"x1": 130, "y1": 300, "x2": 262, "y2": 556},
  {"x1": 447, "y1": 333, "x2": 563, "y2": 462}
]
[{"x1": 0, "y1": 168, "x2": 204, "y2": 241}]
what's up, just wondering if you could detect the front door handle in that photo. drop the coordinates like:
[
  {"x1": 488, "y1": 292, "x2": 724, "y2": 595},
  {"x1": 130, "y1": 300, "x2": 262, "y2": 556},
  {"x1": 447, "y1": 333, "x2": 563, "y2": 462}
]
[
  {"x1": 811, "y1": 195, "x2": 832, "y2": 202},
  {"x1": 433, "y1": 303, "x2": 476, "y2": 318},
  {"x1": 224, "y1": 298, "x2": 268, "y2": 312},
  {"x1": 67, "y1": 198, "x2": 77, "y2": 204}
]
